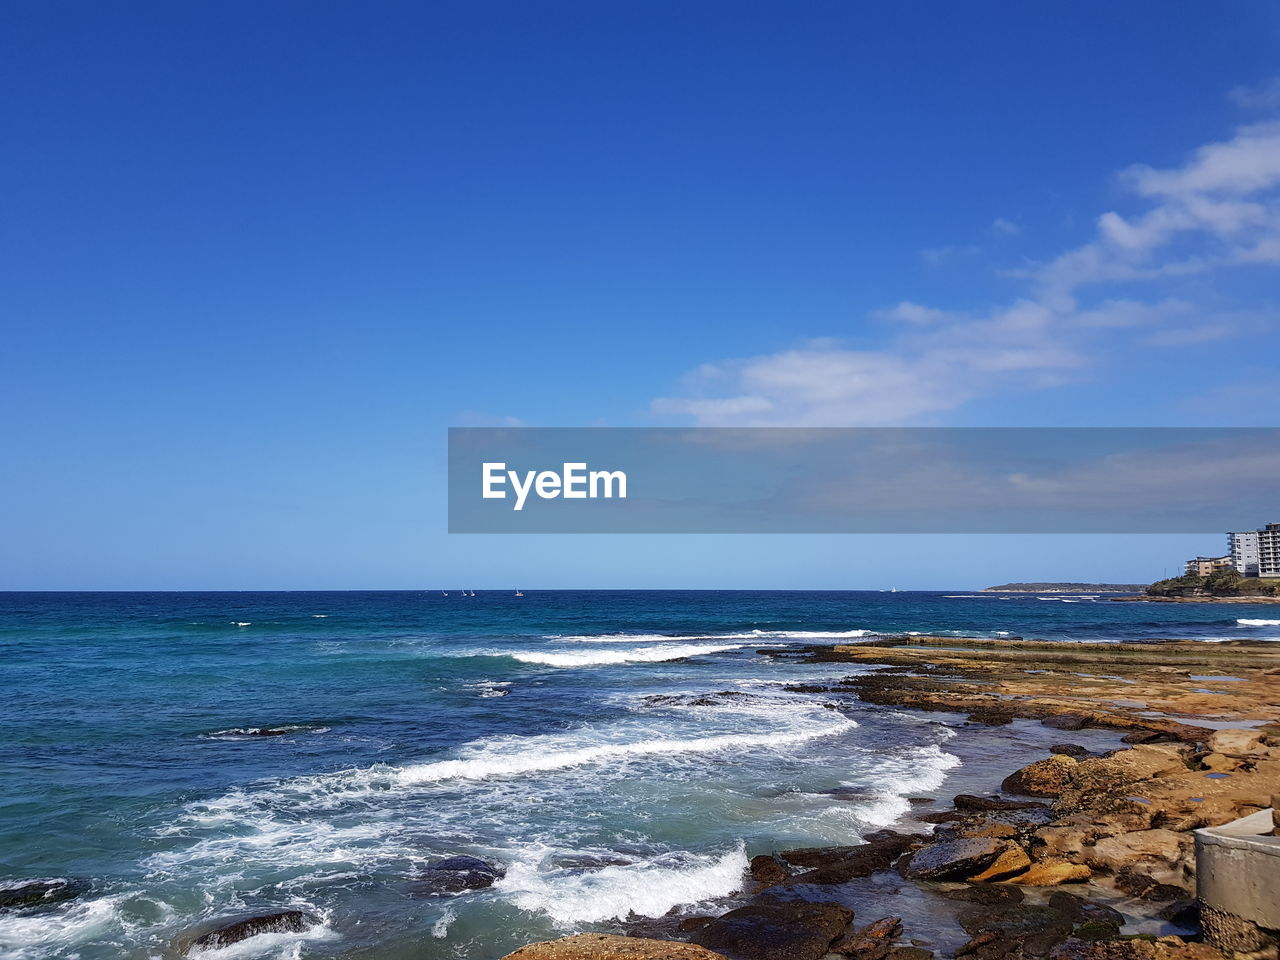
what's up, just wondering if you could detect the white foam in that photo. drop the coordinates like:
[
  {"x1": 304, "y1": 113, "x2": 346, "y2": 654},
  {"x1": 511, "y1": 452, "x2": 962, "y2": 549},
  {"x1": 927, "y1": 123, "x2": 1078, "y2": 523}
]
[
  {"x1": 550, "y1": 629, "x2": 874, "y2": 644},
  {"x1": 231, "y1": 622, "x2": 252, "y2": 627},
  {"x1": 498, "y1": 846, "x2": 747, "y2": 926},
  {"x1": 188, "y1": 914, "x2": 336, "y2": 960},
  {"x1": 0, "y1": 895, "x2": 127, "y2": 960},
  {"x1": 431, "y1": 908, "x2": 456, "y2": 939},
  {"x1": 512, "y1": 643, "x2": 744, "y2": 667},
  {"x1": 397, "y1": 715, "x2": 856, "y2": 784},
  {"x1": 1239, "y1": 619, "x2": 1280, "y2": 626}
]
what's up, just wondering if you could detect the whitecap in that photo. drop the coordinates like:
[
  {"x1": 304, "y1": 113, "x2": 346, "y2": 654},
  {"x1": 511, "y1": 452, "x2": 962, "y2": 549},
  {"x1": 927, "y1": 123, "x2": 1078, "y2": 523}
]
[
  {"x1": 397, "y1": 715, "x2": 856, "y2": 785},
  {"x1": 497, "y1": 846, "x2": 747, "y2": 926},
  {"x1": 511, "y1": 643, "x2": 744, "y2": 667},
  {"x1": 1239, "y1": 619, "x2": 1280, "y2": 626}
]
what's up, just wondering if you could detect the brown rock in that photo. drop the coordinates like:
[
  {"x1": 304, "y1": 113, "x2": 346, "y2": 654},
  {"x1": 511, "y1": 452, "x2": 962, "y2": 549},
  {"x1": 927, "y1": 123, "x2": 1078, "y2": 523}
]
[
  {"x1": 689, "y1": 900, "x2": 853, "y2": 960},
  {"x1": 1002, "y1": 756, "x2": 1078, "y2": 798},
  {"x1": 501, "y1": 934, "x2": 731, "y2": 960},
  {"x1": 1032, "y1": 825, "x2": 1095, "y2": 859},
  {"x1": 969, "y1": 845, "x2": 1032, "y2": 882},
  {"x1": 1205, "y1": 729, "x2": 1268, "y2": 759},
  {"x1": 954, "y1": 795, "x2": 1049, "y2": 812},
  {"x1": 1198, "y1": 753, "x2": 1243, "y2": 774},
  {"x1": 1004, "y1": 860, "x2": 1091, "y2": 886},
  {"x1": 1083, "y1": 829, "x2": 1192, "y2": 878},
  {"x1": 749, "y1": 854, "x2": 791, "y2": 887},
  {"x1": 833, "y1": 916, "x2": 902, "y2": 960},
  {"x1": 1047, "y1": 934, "x2": 1225, "y2": 960}
]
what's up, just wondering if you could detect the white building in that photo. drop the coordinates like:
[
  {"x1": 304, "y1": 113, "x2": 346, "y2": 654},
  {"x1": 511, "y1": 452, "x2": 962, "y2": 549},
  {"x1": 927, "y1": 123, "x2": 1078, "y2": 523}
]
[
  {"x1": 1261, "y1": 523, "x2": 1280, "y2": 579},
  {"x1": 1229, "y1": 530, "x2": 1261, "y2": 577},
  {"x1": 1229, "y1": 523, "x2": 1280, "y2": 578}
]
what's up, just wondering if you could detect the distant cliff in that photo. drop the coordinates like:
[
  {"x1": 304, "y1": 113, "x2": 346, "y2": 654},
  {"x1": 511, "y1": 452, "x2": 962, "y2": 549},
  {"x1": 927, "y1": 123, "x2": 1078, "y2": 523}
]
[
  {"x1": 982, "y1": 583, "x2": 1147, "y2": 593},
  {"x1": 1145, "y1": 570, "x2": 1279, "y2": 599}
]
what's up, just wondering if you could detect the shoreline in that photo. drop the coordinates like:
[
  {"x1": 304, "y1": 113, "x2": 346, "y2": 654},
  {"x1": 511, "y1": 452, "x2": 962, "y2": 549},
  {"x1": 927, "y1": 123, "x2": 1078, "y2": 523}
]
[
  {"x1": 1110, "y1": 595, "x2": 1280, "y2": 604},
  {"x1": 507, "y1": 636, "x2": 1280, "y2": 960}
]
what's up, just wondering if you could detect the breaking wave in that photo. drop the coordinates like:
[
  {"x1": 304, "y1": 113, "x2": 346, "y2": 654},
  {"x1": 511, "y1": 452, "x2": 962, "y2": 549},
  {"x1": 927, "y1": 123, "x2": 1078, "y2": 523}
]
[
  {"x1": 497, "y1": 846, "x2": 748, "y2": 926},
  {"x1": 511, "y1": 644, "x2": 744, "y2": 667}
]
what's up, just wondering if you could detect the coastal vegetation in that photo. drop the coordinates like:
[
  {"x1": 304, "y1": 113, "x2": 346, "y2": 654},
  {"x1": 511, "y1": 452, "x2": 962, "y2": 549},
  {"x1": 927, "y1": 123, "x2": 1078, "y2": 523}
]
[
  {"x1": 1146, "y1": 570, "x2": 1280, "y2": 599},
  {"x1": 983, "y1": 583, "x2": 1148, "y2": 593}
]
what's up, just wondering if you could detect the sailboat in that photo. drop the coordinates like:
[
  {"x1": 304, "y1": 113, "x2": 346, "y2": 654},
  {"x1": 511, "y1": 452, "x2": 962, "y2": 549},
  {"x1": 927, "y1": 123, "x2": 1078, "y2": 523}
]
[
  {"x1": 441, "y1": 591, "x2": 448, "y2": 597},
  {"x1": 514, "y1": 588, "x2": 524, "y2": 597}
]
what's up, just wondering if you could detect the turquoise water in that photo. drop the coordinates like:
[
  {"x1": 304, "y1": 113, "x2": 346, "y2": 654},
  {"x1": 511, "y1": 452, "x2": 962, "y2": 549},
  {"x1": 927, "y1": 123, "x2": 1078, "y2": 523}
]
[{"x1": 2, "y1": 590, "x2": 1277, "y2": 959}]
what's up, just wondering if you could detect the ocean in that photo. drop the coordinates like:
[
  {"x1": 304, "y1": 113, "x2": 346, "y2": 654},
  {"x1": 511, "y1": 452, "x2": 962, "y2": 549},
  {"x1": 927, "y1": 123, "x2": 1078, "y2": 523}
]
[{"x1": 3, "y1": 590, "x2": 1279, "y2": 960}]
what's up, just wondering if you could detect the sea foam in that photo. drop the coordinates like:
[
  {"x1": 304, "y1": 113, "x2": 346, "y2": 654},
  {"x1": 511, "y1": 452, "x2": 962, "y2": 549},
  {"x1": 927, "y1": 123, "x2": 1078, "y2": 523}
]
[
  {"x1": 397, "y1": 714, "x2": 856, "y2": 784},
  {"x1": 497, "y1": 846, "x2": 748, "y2": 926},
  {"x1": 1239, "y1": 619, "x2": 1280, "y2": 626},
  {"x1": 511, "y1": 643, "x2": 744, "y2": 667}
]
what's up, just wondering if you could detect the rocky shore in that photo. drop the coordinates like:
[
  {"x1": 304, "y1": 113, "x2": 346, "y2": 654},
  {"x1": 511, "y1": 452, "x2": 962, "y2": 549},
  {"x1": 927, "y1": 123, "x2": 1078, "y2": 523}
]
[{"x1": 505, "y1": 636, "x2": 1280, "y2": 960}]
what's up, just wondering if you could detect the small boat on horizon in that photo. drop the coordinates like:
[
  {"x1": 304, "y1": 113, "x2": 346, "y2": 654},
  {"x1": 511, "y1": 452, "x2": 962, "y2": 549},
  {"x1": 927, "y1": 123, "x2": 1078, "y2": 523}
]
[{"x1": 514, "y1": 588, "x2": 524, "y2": 597}]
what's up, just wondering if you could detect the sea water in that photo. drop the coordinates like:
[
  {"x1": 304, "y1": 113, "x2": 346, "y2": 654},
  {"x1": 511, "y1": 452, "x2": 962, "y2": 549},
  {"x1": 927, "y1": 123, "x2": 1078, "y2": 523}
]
[{"x1": 2, "y1": 590, "x2": 1277, "y2": 959}]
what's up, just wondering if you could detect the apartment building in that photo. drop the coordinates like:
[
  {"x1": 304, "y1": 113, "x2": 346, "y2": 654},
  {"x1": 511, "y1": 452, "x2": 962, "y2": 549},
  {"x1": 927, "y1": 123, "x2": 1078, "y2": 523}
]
[
  {"x1": 1185, "y1": 555, "x2": 1234, "y2": 577},
  {"x1": 1229, "y1": 530, "x2": 1261, "y2": 577},
  {"x1": 1226, "y1": 523, "x2": 1280, "y2": 578}
]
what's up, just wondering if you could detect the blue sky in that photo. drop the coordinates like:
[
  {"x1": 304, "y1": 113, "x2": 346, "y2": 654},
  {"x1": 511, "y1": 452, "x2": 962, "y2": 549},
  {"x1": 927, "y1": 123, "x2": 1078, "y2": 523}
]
[{"x1": 2, "y1": 2, "x2": 1279, "y2": 589}]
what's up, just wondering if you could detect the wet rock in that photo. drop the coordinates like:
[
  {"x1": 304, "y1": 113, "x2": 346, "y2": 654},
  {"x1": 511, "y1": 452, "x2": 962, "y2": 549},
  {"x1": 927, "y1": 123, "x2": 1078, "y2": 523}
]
[
  {"x1": 1047, "y1": 934, "x2": 1226, "y2": 960},
  {"x1": 689, "y1": 900, "x2": 854, "y2": 960},
  {"x1": 784, "y1": 832, "x2": 923, "y2": 884},
  {"x1": 1114, "y1": 868, "x2": 1189, "y2": 902},
  {"x1": 0, "y1": 878, "x2": 90, "y2": 911},
  {"x1": 968, "y1": 711, "x2": 1015, "y2": 726},
  {"x1": 750, "y1": 854, "x2": 791, "y2": 888},
  {"x1": 833, "y1": 916, "x2": 902, "y2": 960},
  {"x1": 1046, "y1": 893, "x2": 1124, "y2": 928},
  {"x1": 188, "y1": 911, "x2": 318, "y2": 951},
  {"x1": 413, "y1": 855, "x2": 505, "y2": 893},
  {"x1": 889, "y1": 948, "x2": 934, "y2": 960},
  {"x1": 502, "y1": 934, "x2": 731, "y2": 960},
  {"x1": 1002, "y1": 756, "x2": 1078, "y2": 798},
  {"x1": 679, "y1": 917, "x2": 714, "y2": 933},
  {"x1": 1004, "y1": 860, "x2": 1091, "y2": 886},
  {"x1": 1050, "y1": 745, "x2": 1092, "y2": 758},
  {"x1": 908, "y1": 797, "x2": 935, "y2": 806},
  {"x1": 958, "y1": 904, "x2": 1074, "y2": 953},
  {"x1": 954, "y1": 795, "x2": 1049, "y2": 813},
  {"x1": 955, "y1": 930, "x2": 1007, "y2": 960},
  {"x1": 915, "y1": 809, "x2": 968, "y2": 825},
  {"x1": 1073, "y1": 921, "x2": 1122, "y2": 941},
  {"x1": 1157, "y1": 899, "x2": 1199, "y2": 928},
  {"x1": 900, "y1": 838, "x2": 1010, "y2": 881},
  {"x1": 1042, "y1": 716, "x2": 1088, "y2": 731},
  {"x1": 942, "y1": 884, "x2": 1025, "y2": 905}
]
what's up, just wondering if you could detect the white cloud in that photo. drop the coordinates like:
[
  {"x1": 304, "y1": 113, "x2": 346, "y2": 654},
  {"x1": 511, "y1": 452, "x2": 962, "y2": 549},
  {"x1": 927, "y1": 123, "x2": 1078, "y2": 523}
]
[
  {"x1": 653, "y1": 113, "x2": 1280, "y2": 427},
  {"x1": 992, "y1": 217, "x2": 1022, "y2": 236},
  {"x1": 1230, "y1": 78, "x2": 1280, "y2": 112}
]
